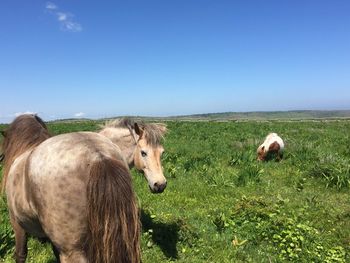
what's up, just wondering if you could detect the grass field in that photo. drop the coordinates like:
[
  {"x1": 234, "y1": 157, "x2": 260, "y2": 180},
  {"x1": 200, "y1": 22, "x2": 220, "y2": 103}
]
[{"x1": 1, "y1": 119, "x2": 350, "y2": 262}]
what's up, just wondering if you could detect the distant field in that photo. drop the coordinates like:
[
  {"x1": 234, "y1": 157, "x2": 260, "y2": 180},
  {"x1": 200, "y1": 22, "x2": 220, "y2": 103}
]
[
  {"x1": 1, "y1": 119, "x2": 350, "y2": 262},
  {"x1": 150, "y1": 110, "x2": 350, "y2": 121}
]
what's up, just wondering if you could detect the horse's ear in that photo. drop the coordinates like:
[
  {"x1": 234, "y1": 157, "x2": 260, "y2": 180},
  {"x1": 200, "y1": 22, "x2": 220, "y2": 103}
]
[
  {"x1": 157, "y1": 124, "x2": 167, "y2": 135},
  {"x1": 134, "y1": 123, "x2": 144, "y2": 138}
]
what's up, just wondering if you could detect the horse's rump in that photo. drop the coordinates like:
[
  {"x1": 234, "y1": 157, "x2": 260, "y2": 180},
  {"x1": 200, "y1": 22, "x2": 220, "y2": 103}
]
[
  {"x1": 30, "y1": 133, "x2": 140, "y2": 261},
  {"x1": 3, "y1": 118, "x2": 141, "y2": 262},
  {"x1": 22, "y1": 133, "x2": 131, "y2": 247}
]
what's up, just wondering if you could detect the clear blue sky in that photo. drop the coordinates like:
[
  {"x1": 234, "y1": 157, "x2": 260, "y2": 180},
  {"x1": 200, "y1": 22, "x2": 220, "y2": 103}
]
[{"x1": 1, "y1": 0, "x2": 349, "y2": 123}]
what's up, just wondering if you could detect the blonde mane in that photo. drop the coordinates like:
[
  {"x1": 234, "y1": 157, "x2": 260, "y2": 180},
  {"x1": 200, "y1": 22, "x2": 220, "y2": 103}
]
[{"x1": 101, "y1": 118, "x2": 167, "y2": 146}]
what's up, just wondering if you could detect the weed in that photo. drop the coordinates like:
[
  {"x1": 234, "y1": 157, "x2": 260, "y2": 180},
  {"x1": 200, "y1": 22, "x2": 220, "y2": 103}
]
[
  {"x1": 308, "y1": 158, "x2": 350, "y2": 189},
  {"x1": 236, "y1": 164, "x2": 263, "y2": 186},
  {"x1": 213, "y1": 195, "x2": 348, "y2": 262}
]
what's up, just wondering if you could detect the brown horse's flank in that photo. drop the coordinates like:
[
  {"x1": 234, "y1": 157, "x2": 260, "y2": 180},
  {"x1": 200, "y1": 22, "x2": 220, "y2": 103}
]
[
  {"x1": 260, "y1": 141, "x2": 282, "y2": 161},
  {"x1": 86, "y1": 157, "x2": 140, "y2": 263},
  {"x1": 269, "y1": 141, "x2": 283, "y2": 160},
  {"x1": 1, "y1": 114, "x2": 50, "y2": 192},
  {"x1": 268, "y1": 141, "x2": 280, "y2": 153}
]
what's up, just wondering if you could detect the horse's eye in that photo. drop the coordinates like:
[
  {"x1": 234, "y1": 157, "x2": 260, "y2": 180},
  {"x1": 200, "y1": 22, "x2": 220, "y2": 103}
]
[{"x1": 141, "y1": 150, "x2": 147, "y2": 157}]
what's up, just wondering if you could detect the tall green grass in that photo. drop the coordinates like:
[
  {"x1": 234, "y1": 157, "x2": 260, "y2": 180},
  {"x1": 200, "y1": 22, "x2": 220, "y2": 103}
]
[{"x1": 1, "y1": 120, "x2": 350, "y2": 262}]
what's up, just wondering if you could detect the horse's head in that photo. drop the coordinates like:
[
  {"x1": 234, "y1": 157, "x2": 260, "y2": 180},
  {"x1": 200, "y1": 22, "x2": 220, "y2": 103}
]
[
  {"x1": 257, "y1": 145, "x2": 266, "y2": 161},
  {"x1": 99, "y1": 118, "x2": 168, "y2": 194},
  {"x1": 132, "y1": 122, "x2": 167, "y2": 193}
]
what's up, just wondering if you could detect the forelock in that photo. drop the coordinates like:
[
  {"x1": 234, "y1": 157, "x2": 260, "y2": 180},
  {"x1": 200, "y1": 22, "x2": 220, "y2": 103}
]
[
  {"x1": 142, "y1": 123, "x2": 167, "y2": 146},
  {"x1": 101, "y1": 118, "x2": 167, "y2": 146}
]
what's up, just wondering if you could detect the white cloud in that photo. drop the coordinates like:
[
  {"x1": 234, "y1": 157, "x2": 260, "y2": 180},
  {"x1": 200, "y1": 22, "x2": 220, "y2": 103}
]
[
  {"x1": 45, "y1": 2, "x2": 82, "y2": 32},
  {"x1": 57, "y1": 12, "x2": 68, "y2": 21},
  {"x1": 74, "y1": 112, "x2": 85, "y2": 117},
  {"x1": 46, "y1": 2, "x2": 57, "y2": 10},
  {"x1": 14, "y1": 111, "x2": 37, "y2": 117},
  {"x1": 57, "y1": 13, "x2": 82, "y2": 32}
]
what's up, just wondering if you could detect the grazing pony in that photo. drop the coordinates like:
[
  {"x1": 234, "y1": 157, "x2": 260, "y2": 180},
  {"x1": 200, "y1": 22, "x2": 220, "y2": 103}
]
[
  {"x1": 99, "y1": 118, "x2": 167, "y2": 193},
  {"x1": 1, "y1": 114, "x2": 140, "y2": 263},
  {"x1": 257, "y1": 132, "x2": 284, "y2": 161}
]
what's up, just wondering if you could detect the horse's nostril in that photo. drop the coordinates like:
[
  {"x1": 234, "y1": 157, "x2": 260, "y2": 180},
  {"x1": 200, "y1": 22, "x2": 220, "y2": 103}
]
[
  {"x1": 152, "y1": 182, "x2": 167, "y2": 193},
  {"x1": 158, "y1": 182, "x2": 167, "y2": 192}
]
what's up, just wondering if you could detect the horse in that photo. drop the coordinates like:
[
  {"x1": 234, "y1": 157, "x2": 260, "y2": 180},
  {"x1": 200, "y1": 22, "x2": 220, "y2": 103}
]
[
  {"x1": 1, "y1": 114, "x2": 140, "y2": 263},
  {"x1": 98, "y1": 118, "x2": 167, "y2": 193},
  {"x1": 257, "y1": 132, "x2": 284, "y2": 161}
]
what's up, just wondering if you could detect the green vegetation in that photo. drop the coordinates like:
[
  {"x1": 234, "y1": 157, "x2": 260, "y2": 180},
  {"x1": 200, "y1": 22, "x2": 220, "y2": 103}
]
[
  {"x1": 169, "y1": 110, "x2": 350, "y2": 121},
  {"x1": 1, "y1": 120, "x2": 350, "y2": 262}
]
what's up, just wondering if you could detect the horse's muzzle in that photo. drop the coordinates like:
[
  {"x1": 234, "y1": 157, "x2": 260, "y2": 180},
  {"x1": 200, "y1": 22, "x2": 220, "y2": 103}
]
[{"x1": 149, "y1": 181, "x2": 167, "y2": 194}]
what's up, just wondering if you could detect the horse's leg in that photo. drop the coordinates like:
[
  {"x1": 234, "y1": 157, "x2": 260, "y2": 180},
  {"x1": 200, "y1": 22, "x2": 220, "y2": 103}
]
[
  {"x1": 59, "y1": 251, "x2": 87, "y2": 263},
  {"x1": 10, "y1": 216, "x2": 28, "y2": 263},
  {"x1": 277, "y1": 152, "x2": 283, "y2": 161},
  {"x1": 51, "y1": 243, "x2": 61, "y2": 263}
]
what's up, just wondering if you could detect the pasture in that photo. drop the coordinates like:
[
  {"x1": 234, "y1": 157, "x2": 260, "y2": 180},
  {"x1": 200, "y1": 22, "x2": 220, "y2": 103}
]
[{"x1": 1, "y1": 119, "x2": 350, "y2": 262}]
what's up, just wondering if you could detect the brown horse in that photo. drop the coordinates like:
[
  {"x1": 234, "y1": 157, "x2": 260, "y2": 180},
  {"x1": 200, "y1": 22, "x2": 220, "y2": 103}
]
[
  {"x1": 99, "y1": 118, "x2": 167, "y2": 193},
  {"x1": 1, "y1": 114, "x2": 140, "y2": 263}
]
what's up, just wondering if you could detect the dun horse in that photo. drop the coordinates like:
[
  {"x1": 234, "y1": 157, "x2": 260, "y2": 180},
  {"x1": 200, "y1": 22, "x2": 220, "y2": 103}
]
[
  {"x1": 1, "y1": 114, "x2": 140, "y2": 263},
  {"x1": 99, "y1": 118, "x2": 167, "y2": 193}
]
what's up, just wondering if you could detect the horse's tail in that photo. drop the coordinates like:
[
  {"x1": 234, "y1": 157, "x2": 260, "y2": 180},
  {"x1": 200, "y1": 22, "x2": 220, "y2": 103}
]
[{"x1": 86, "y1": 157, "x2": 141, "y2": 263}]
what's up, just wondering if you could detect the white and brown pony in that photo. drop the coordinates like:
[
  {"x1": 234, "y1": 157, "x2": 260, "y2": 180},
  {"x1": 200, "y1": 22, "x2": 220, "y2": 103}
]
[
  {"x1": 98, "y1": 118, "x2": 167, "y2": 193},
  {"x1": 1, "y1": 114, "x2": 140, "y2": 263},
  {"x1": 257, "y1": 132, "x2": 284, "y2": 161}
]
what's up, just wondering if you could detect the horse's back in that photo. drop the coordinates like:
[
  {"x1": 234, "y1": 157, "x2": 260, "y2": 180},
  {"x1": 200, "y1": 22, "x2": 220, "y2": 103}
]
[
  {"x1": 32, "y1": 131, "x2": 125, "y2": 165},
  {"x1": 27, "y1": 132, "x2": 127, "y2": 250},
  {"x1": 30, "y1": 132, "x2": 126, "y2": 189},
  {"x1": 264, "y1": 133, "x2": 284, "y2": 150}
]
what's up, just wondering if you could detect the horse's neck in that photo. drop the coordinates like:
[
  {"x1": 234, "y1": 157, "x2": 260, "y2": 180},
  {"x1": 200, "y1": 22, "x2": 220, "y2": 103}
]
[{"x1": 99, "y1": 127, "x2": 136, "y2": 167}]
